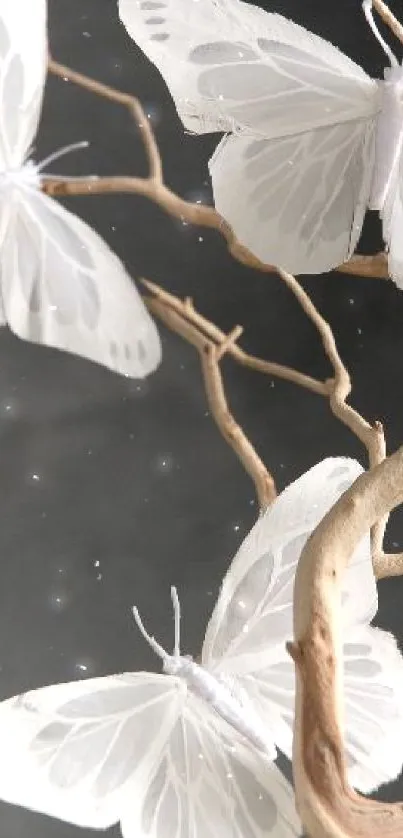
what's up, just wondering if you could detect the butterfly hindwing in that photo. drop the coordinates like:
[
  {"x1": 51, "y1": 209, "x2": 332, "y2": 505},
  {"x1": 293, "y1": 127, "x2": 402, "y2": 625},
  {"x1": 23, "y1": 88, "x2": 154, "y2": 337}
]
[
  {"x1": 120, "y1": 690, "x2": 300, "y2": 838},
  {"x1": 0, "y1": 0, "x2": 162, "y2": 378},
  {"x1": 210, "y1": 118, "x2": 375, "y2": 272},
  {"x1": 0, "y1": 189, "x2": 162, "y2": 377},
  {"x1": 202, "y1": 457, "x2": 375, "y2": 674},
  {"x1": 343, "y1": 624, "x2": 403, "y2": 792}
]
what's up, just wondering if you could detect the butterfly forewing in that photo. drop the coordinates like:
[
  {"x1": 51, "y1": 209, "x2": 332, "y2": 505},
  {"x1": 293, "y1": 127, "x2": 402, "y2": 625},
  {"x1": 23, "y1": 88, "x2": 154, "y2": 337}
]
[
  {"x1": 202, "y1": 458, "x2": 375, "y2": 673},
  {"x1": 0, "y1": 673, "x2": 184, "y2": 829},
  {"x1": 119, "y1": 0, "x2": 378, "y2": 137}
]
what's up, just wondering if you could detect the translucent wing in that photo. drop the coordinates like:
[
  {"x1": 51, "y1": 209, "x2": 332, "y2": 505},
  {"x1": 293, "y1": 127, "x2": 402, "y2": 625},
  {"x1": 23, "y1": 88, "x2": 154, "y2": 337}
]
[
  {"x1": 0, "y1": 0, "x2": 47, "y2": 168},
  {"x1": 210, "y1": 118, "x2": 375, "y2": 273},
  {"x1": 0, "y1": 674, "x2": 300, "y2": 837},
  {"x1": 202, "y1": 457, "x2": 376, "y2": 674},
  {"x1": 379, "y1": 142, "x2": 403, "y2": 287},
  {"x1": 118, "y1": 0, "x2": 378, "y2": 137},
  {"x1": 343, "y1": 625, "x2": 403, "y2": 792},
  {"x1": 202, "y1": 457, "x2": 403, "y2": 794},
  {"x1": 0, "y1": 189, "x2": 161, "y2": 378},
  {"x1": 120, "y1": 691, "x2": 300, "y2": 838},
  {"x1": 233, "y1": 624, "x2": 403, "y2": 794},
  {"x1": 0, "y1": 673, "x2": 184, "y2": 829}
]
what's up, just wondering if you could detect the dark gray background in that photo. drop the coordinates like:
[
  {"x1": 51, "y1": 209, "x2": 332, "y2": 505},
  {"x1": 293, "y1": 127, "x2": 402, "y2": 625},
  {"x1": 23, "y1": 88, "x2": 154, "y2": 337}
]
[{"x1": 1, "y1": 0, "x2": 403, "y2": 834}]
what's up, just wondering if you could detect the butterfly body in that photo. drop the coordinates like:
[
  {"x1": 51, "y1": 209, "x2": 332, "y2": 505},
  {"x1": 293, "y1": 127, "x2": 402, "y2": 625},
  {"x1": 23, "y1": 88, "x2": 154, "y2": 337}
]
[
  {"x1": 0, "y1": 160, "x2": 39, "y2": 190},
  {"x1": 369, "y1": 66, "x2": 403, "y2": 209},
  {"x1": 163, "y1": 652, "x2": 276, "y2": 757}
]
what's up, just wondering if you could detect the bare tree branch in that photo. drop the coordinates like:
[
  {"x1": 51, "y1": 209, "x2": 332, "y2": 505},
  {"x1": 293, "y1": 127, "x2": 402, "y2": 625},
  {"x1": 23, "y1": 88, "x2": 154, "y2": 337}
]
[
  {"x1": 288, "y1": 449, "x2": 403, "y2": 838},
  {"x1": 143, "y1": 280, "x2": 326, "y2": 396},
  {"x1": 144, "y1": 293, "x2": 276, "y2": 508},
  {"x1": 337, "y1": 252, "x2": 389, "y2": 280},
  {"x1": 143, "y1": 276, "x2": 403, "y2": 578},
  {"x1": 200, "y1": 341, "x2": 276, "y2": 510},
  {"x1": 373, "y1": 0, "x2": 403, "y2": 44},
  {"x1": 45, "y1": 57, "x2": 391, "y2": 283}
]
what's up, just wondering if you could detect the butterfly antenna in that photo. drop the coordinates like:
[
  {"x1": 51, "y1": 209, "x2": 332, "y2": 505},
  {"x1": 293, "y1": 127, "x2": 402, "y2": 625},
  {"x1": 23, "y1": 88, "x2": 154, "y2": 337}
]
[
  {"x1": 362, "y1": 0, "x2": 398, "y2": 66},
  {"x1": 36, "y1": 140, "x2": 90, "y2": 173},
  {"x1": 132, "y1": 605, "x2": 169, "y2": 662},
  {"x1": 171, "y1": 586, "x2": 181, "y2": 658}
]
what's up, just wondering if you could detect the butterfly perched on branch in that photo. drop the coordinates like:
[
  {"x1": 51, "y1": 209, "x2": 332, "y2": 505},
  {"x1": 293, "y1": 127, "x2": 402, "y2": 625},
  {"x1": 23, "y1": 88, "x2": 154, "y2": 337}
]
[
  {"x1": 0, "y1": 459, "x2": 402, "y2": 837},
  {"x1": 120, "y1": 0, "x2": 403, "y2": 283},
  {"x1": 0, "y1": 0, "x2": 161, "y2": 378}
]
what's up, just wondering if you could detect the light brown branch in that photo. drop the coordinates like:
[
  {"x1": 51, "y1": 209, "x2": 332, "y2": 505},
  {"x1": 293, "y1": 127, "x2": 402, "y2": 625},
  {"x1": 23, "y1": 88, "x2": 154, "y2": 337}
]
[
  {"x1": 48, "y1": 57, "x2": 162, "y2": 181},
  {"x1": 372, "y1": 550, "x2": 403, "y2": 577},
  {"x1": 276, "y1": 270, "x2": 389, "y2": 561},
  {"x1": 144, "y1": 294, "x2": 276, "y2": 508},
  {"x1": 337, "y1": 252, "x2": 389, "y2": 280},
  {"x1": 143, "y1": 277, "x2": 401, "y2": 576},
  {"x1": 289, "y1": 449, "x2": 403, "y2": 838},
  {"x1": 45, "y1": 58, "x2": 390, "y2": 282},
  {"x1": 143, "y1": 280, "x2": 326, "y2": 396},
  {"x1": 373, "y1": 0, "x2": 403, "y2": 45},
  {"x1": 200, "y1": 341, "x2": 276, "y2": 509}
]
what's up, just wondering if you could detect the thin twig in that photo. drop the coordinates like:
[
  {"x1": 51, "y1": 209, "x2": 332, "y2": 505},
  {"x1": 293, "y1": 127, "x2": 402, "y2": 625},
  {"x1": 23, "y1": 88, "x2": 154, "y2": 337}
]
[
  {"x1": 266, "y1": 270, "x2": 389, "y2": 561},
  {"x1": 143, "y1": 276, "x2": 400, "y2": 576},
  {"x1": 275, "y1": 271, "x2": 385, "y2": 463},
  {"x1": 289, "y1": 449, "x2": 403, "y2": 838},
  {"x1": 45, "y1": 57, "x2": 390, "y2": 282},
  {"x1": 48, "y1": 57, "x2": 162, "y2": 181},
  {"x1": 143, "y1": 280, "x2": 326, "y2": 396},
  {"x1": 144, "y1": 293, "x2": 276, "y2": 507},
  {"x1": 200, "y1": 341, "x2": 276, "y2": 509},
  {"x1": 373, "y1": 0, "x2": 403, "y2": 45}
]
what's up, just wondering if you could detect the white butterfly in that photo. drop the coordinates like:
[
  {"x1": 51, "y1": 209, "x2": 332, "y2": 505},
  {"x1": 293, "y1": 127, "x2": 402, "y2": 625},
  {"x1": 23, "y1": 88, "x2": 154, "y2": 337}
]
[
  {"x1": 119, "y1": 0, "x2": 403, "y2": 283},
  {"x1": 0, "y1": 0, "x2": 161, "y2": 378},
  {"x1": 1, "y1": 458, "x2": 403, "y2": 837}
]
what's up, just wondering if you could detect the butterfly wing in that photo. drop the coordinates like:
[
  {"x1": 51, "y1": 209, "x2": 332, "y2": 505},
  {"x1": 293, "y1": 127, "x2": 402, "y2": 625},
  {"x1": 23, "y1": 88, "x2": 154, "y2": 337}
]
[
  {"x1": 202, "y1": 457, "x2": 375, "y2": 675},
  {"x1": 209, "y1": 119, "x2": 375, "y2": 273},
  {"x1": 120, "y1": 691, "x2": 300, "y2": 838},
  {"x1": 0, "y1": 189, "x2": 161, "y2": 377},
  {"x1": 0, "y1": 0, "x2": 46, "y2": 169},
  {"x1": 379, "y1": 137, "x2": 403, "y2": 287},
  {"x1": 201, "y1": 457, "x2": 403, "y2": 793},
  {"x1": 119, "y1": 0, "x2": 378, "y2": 138},
  {"x1": 0, "y1": 672, "x2": 183, "y2": 828},
  {"x1": 343, "y1": 624, "x2": 403, "y2": 792},
  {"x1": 235, "y1": 623, "x2": 403, "y2": 793}
]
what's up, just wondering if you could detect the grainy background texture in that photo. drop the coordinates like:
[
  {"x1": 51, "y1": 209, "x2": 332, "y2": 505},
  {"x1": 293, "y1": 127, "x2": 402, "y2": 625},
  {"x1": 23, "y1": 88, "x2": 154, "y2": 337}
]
[{"x1": 0, "y1": 0, "x2": 402, "y2": 835}]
